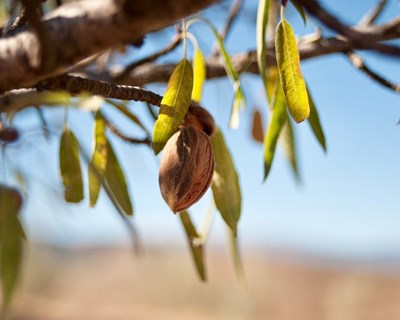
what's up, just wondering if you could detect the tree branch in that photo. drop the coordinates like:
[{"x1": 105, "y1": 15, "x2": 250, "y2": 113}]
[
  {"x1": 296, "y1": 0, "x2": 400, "y2": 56},
  {"x1": 38, "y1": 74, "x2": 163, "y2": 106},
  {"x1": 0, "y1": 0, "x2": 219, "y2": 93},
  {"x1": 346, "y1": 51, "x2": 400, "y2": 93},
  {"x1": 360, "y1": 0, "x2": 388, "y2": 26}
]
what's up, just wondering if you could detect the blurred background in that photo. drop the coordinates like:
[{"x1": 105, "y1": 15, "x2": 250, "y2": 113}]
[{"x1": 4, "y1": 0, "x2": 400, "y2": 319}]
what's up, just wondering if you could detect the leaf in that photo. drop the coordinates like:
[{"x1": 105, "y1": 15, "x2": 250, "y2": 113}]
[
  {"x1": 275, "y1": 19, "x2": 309, "y2": 123},
  {"x1": 228, "y1": 228, "x2": 245, "y2": 286},
  {"x1": 280, "y1": 115, "x2": 301, "y2": 182},
  {"x1": 192, "y1": 47, "x2": 206, "y2": 103},
  {"x1": 106, "y1": 99, "x2": 150, "y2": 135},
  {"x1": 290, "y1": 0, "x2": 307, "y2": 25},
  {"x1": 179, "y1": 211, "x2": 207, "y2": 281},
  {"x1": 88, "y1": 111, "x2": 108, "y2": 207},
  {"x1": 251, "y1": 109, "x2": 264, "y2": 143},
  {"x1": 105, "y1": 141, "x2": 133, "y2": 216},
  {"x1": 152, "y1": 59, "x2": 193, "y2": 154},
  {"x1": 263, "y1": 79, "x2": 287, "y2": 180},
  {"x1": 307, "y1": 87, "x2": 327, "y2": 152},
  {"x1": 0, "y1": 186, "x2": 24, "y2": 311},
  {"x1": 256, "y1": 0, "x2": 270, "y2": 97},
  {"x1": 210, "y1": 128, "x2": 241, "y2": 235},
  {"x1": 196, "y1": 18, "x2": 245, "y2": 128},
  {"x1": 59, "y1": 128, "x2": 84, "y2": 203}
]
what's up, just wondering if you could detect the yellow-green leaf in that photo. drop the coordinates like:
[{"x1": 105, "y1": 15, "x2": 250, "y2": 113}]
[
  {"x1": 152, "y1": 59, "x2": 193, "y2": 154},
  {"x1": 192, "y1": 47, "x2": 206, "y2": 103},
  {"x1": 275, "y1": 19, "x2": 309, "y2": 123},
  {"x1": 256, "y1": 0, "x2": 270, "y2": 97},
  {"x1": 88, "y1": 111, "x2": 108, "y2": 207},
  {"x1": 290, "y1": 0, "x2": 307, "y2": 25},
  {"x1": 179, "y1": 211, "x2": 207, "y2": 281},
  {"x1": 211, "y1": 128, "x2": 241, "y2": 235},
  {"x1": 0, "y1": 186, "x2": 24, "y2": 311},
  {"x1": 280, "y1": 115, "x2": 300, "y2": 182},
  {"x1": 59, "y1": 128, "x2": 84, "y2": 203},
  {"x1": 307, "y1": 87, "x2": 327, "y2": 152},
  {"x1": 105, "y1": 141, "x2": 133, "y2": 216},
  {"x1": 263, "y1": 80, "x2": 287, "y2": 180}
]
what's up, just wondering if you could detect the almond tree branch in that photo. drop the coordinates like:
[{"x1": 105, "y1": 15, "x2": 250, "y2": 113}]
[
  {"x1": 114, "y1": 30, "x2": 183, "y2": 82},
  {"x1": 102, "y1": 112, "x2": 152, "y2": 145},
  {"x1": 346, "y1": 51, "x2": 400, "y2": 93},
  {"x1": 38, "y1": 74, "x2": 163, "y2": 106},
  {"x1": 360, "y1": 0, "x2": 388, "y2": 26},
  {"x1": 296, "y1": 0, "x2": 400, "y2": 56},
  {"x1": 0, "y1": 0, "x2": 219, "y2": 93}
]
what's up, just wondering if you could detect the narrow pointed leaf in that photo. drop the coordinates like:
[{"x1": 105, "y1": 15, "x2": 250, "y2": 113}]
[
  {"x1": 179, "y1": 211, "x2": 207, "y2": 281},
  {"x1": 89, "y1": 111, "x2": 108, "y2": 207},
  {"x1": 0, "y1": 186, "x2": 24, "y2": 311},
  {"x1": 192, "y1": 47, "x2": 206, "y2": 103},
  {"x1": 251, "y1": 109, "x2": 264, "y2": 143},
  {"x1": 275, "y1": 19, "x2": 309, "y2": 123},
  {"x1": 290, "y1": 0, "x2": 307, "y2": 25},
  {"x1": 211, "y1": 128, "x2": 241, "y2": 235},
  {"x1": 105, "y1": 141, "x2": 133, "y2": 216},
  {"x1": 280, "y1": 116, "x2": 300, "y2": 181},
  {"x1": 152, "y1": 59, "x2": 193, "y2": 154},
  {"x1": 59, "y1": 128, "x2": 84, "y2": 203},
  {"x1": 263, "y1": 80, "x2": 287, "y2": 180},
  {"x1": 256, "y1": 0, "x2": 270, "y2": 97},
  {"x1": 307, "y1": 87, "x2": 327, "y2": 152},
  {"x1": 228, "y1": 228, "x2": 246, "y2": 286}
]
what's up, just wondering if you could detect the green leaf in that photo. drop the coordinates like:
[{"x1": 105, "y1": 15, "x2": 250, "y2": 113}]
[
  {"x1": 256, "y1": 0, "x2": 270, "y2": 97},
  {"x1": 192, "y1": 47, "x2": 206, "y2": 103},
  {"x1": 0, "y1": 186, "x2": 24, "y2": 311},
  {"x1": 152, "y1": 59, "x2": 193, "y2": 154},
  {"x1": 179, "y1": 211, "x2": 207, "y2": 281},
  {"x1": 275, "y1": 19, "x2": 309, "y2": 123},
  {"x1": 105, "y1": 141, "x2": 133, "y2": 216},
  {"x1": 190, "y1": 18, "x2": 245, "y2": 128},
  {"x1": 280, "y1": 115, "x2": 301, "y2": 182},
  {"x1": 88, "y1": 111, "x2": 108, "y2": 207},
  {"x1": 307, "y1": 87, "x2": 327, "y2": 152},
  {"x1": 263, "y1": 79, "x2": 287, "y2": 180},
  {"x1": 210, "y1": 128, "x2": 241, "y2": 235},
  {"x1": 59, "y1": 128, "x2": 84, "y2": 203},
  {"x1": 290, "y1": 0, "x2": 307, "y2": 25}
]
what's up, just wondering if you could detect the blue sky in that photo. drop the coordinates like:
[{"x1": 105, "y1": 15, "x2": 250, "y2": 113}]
[{"x1": 8, "y1": 0, "x2": 400, "y2": 260}]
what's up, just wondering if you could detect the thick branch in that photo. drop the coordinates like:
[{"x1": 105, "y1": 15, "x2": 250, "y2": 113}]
[
  {"x1": 39, "y1": 75, "x2": 163, "y2": 106},
  {"x1": 0, "y1": 0, "x2": 219, "y2": 93}
]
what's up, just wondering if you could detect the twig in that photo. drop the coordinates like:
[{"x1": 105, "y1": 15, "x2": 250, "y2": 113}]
[
  {"x1": 346, "y1": 51, "x2": 400, "y2": 93},
  {"x1": 39, "y1": 74, "x2": 163, "y2": 106},
  {"x1": 114, "y1": 31, "x2": 182, "y2": 82},
  {"x1": 3, "y1": 7, "x2": 29, "y2": 36},
  {"x1": 102, "y1": 113, "x2": 152, "y2": 145},
  {"x1": 296, "y1": 0, "x2": 400, "y2": 56},
  {"x1": 212, "y1": 0, "x2": 242, "y2": 56},
  {"x1": 360, "y1": 0, "x2": 387, "y2": 26}
]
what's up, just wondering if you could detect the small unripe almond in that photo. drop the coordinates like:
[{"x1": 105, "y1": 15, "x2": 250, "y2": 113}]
[{"x1": 159, "y1": 125, "x2": 215, "y2": 213}]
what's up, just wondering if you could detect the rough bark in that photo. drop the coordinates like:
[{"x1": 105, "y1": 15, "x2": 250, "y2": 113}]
[{"x1": 0, "y1": 0, "x2": 218, "y2": 93}]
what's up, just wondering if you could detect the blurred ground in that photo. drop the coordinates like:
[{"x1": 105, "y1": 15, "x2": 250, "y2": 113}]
[{"x1": 6, "y1": 245, "x2": 400, "y2": 320}]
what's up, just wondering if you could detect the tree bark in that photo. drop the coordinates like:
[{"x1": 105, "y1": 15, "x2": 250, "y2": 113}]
[{"x1": 0, "y1": 0, "x2": 218, "y2": 93}]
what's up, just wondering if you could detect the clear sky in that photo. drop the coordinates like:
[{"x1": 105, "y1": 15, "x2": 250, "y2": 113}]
[{"x1": 9, "y1": 0, "x2": 400, "y2": 260}]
